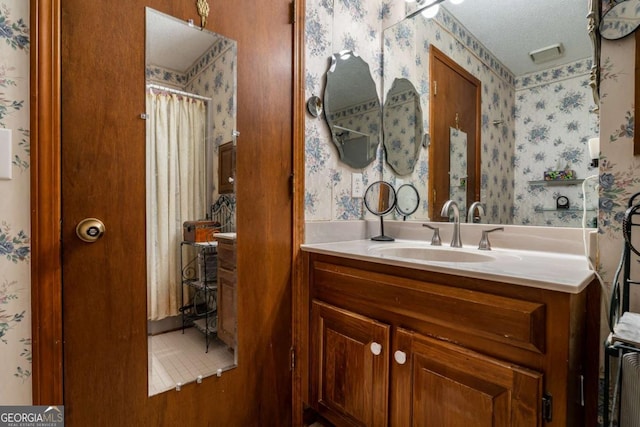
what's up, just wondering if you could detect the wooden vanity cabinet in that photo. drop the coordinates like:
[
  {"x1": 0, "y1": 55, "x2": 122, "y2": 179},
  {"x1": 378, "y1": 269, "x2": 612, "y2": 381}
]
[
  {"x1": 217, "y1": 235, "x2": 237, "y2": 347},
  {"x1": 311, "y1": 301, "x2": 390, "y2": 427},
  {"x1": 303, "y1": 253, "x2": 600, "y2": 427}
]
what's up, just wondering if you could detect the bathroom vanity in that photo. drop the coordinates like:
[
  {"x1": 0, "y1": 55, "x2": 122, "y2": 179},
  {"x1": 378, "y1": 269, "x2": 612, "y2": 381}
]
[{"x1": 299, "y1": 240, "x2": 600, "y2": 426}]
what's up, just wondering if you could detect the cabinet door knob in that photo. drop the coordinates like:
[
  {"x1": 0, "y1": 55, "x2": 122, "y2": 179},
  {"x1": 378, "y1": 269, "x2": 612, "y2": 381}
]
[
  {"x1": 370, "y1": 342, "x2": 382, "y2": 356},
  {"x1": 394, "y1": 350, "x2": 407, "y2": 365},
  {"x1": 228, "y1": 177, "x2": 234, "y2": 183}
]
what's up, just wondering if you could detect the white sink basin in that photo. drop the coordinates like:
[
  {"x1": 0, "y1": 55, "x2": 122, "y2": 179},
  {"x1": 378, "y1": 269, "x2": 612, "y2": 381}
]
[{"x1": 370, "y1": 246, "x2": 496, "y2": 263}]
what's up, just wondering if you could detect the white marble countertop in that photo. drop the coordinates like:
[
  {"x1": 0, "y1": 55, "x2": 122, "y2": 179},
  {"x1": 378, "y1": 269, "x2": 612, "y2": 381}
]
[
  {"x1": 215, "y1": 232, "x2": 237, "y2": 240},
  {"x1": 301, "y1": 239, "x2": 595, "y2": 294}
]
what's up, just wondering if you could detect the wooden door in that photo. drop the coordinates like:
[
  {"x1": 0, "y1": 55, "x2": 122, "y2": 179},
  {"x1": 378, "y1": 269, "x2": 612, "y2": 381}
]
[
  {"x1": 429, "y1": 46, "x2": 481, "y2": 221},
  {"x1": 39, "y1": 0, "x2": 297, "y2": 425},
  {"x1": 310, "y1": 301, "x2": 390, "y2": 427},
  {"x1": 391, "y1": 328, "x2": 542, "y2": 427}
]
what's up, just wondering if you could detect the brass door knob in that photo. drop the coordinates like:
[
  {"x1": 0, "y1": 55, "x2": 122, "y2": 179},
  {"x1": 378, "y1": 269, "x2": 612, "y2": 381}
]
[{"x1": 76, "y1": 218, "x2": 105, "y2": 243}]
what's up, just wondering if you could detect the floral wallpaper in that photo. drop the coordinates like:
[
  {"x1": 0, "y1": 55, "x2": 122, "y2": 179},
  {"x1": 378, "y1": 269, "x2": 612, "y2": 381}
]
[
  {"x1": 513, "y1": 60, "x2": 599, "y2": 227},
  {"x1": 599, "y1": 31, "x2": 640, "y2": 314},
  {"x1": 304, "y1": 0, "x2": 406, "y2": 222},
  {"x1": 0, "y1": 0, "x2": 32, "y2": 404}
]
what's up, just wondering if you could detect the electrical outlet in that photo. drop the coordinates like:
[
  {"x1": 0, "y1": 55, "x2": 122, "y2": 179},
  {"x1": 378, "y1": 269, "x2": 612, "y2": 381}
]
[
  {"x1": 0, "y1": 129, "x2": 11, "y2": 180},
  {"x1": 352, "y1": 173, "x2": 364, "y2": 198}
]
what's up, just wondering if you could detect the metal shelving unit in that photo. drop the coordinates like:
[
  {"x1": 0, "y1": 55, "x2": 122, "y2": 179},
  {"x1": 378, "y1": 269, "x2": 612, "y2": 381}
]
[{"x1": 179, "y1": 241, "x2": 218, "y2": 352}]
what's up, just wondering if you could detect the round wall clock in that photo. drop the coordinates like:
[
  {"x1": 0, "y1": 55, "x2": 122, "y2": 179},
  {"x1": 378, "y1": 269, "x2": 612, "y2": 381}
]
[{"x1": 556, "y1": 195, "x2": 570, "y2": 210}]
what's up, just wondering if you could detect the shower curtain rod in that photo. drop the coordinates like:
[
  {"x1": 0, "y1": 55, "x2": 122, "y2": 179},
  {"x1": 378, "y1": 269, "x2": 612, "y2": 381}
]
[{"x1": 146, "y1": 83, "x2": 211, "y2": 102}]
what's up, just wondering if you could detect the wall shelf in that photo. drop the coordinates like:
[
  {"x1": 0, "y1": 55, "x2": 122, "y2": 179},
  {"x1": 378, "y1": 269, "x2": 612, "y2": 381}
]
[
  {"x1": 534, "y1": 207, "x2": 596, "y2": 213},
  {"x1": 528, "y1": 179, "x2": 585, "y2": 187}
]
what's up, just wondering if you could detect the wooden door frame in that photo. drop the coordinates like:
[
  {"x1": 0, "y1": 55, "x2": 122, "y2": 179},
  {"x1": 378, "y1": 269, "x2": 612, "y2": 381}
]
[
  {"x1": 291, "y1": 0, "x2": 306, "y2": 425},
  {"x1": 30, "y1": 0, "x2": 63, "y2": 405},
  {"x1": 30, "y1": 0, "x2": 307, "y2": 409}
]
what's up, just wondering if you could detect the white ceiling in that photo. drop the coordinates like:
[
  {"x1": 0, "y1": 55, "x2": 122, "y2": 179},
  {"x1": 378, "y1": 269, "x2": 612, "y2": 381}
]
[
  {"x1": 442, "y1": 0, "x2": 592, "y2": 76},
  {"x1": 146, "y1": 9, "x2": 222, "y2": 72}
]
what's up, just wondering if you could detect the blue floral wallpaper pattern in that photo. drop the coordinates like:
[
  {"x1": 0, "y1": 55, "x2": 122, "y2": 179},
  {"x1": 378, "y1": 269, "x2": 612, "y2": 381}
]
[
  {"x1": 513, "y1": 60, "x2": 599, "y2": 227},
  {"x1": 0, "y1": 0, "x2": 32, "y2": 404}
]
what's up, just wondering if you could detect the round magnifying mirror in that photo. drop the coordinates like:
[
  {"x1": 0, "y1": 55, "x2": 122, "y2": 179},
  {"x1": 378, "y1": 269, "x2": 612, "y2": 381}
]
[
  {"x1": 600, "y1": 0, "x2": 640, "y2": 40},
  {"x1": 395, "y1": 184, "x2": 420, "y2": 220},
  {"x1": 364, "y1": 181, "x2": 396, "y2": 241}
]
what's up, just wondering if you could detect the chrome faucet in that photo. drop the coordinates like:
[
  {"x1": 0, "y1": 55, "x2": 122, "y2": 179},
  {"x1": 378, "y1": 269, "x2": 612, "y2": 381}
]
[
  {"x1": 467, "y1": 201, "x2": 485, "y2": 223},
  {"x1": 441, "y1": 200, "x2": 462, "y2": 248}
]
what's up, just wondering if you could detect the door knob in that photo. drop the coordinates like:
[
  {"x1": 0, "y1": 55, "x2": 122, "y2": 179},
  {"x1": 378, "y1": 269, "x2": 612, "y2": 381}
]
[
  {"x1": 76, "y1": 218, "x2": 106, "y2": 243},
  {"x1": 370, "y1": 342, "x2": 382, "y2": 356}
]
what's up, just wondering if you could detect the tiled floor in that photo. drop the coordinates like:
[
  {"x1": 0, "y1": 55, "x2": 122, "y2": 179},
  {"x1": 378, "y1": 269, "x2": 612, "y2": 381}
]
[{"x1": 148, "y1": 327, "x2": 235, "y2": 395}]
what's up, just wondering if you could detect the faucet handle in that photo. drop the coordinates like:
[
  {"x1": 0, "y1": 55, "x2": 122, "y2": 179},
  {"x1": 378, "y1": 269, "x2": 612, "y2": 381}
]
[
  {"x1": 478, "y1": 227, "x2": 504, "y2": 251},
  {"x1": 422, "y1": 224, "x2": 442, "y2": 246},
  {"x1": 478, "y1": 227, "x2": 504, "y2": 250}
]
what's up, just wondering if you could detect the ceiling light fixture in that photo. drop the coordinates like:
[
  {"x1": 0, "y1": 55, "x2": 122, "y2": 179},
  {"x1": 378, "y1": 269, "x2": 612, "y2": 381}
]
[
  {"x1": 408, "y1": 0, "x2": 461, "y2": 20},
  {"x1": 421, "y1": 4, "x2": 440, "y2": 18},
  {"x1": 528, "y1": 43, "x2": 565, "y2": 64}
]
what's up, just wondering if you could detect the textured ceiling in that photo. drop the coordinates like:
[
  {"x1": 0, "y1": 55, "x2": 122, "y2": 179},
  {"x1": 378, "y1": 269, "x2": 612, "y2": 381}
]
[
  {"x1": 146, "y1": 9, "x2": 222, "y2": 73},
  {"x1": 443, "y1": 0, "x2": 592, "y2": 76}
]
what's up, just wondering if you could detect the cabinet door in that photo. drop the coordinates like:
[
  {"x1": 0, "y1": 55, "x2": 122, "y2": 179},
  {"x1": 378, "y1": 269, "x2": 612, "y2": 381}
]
[
  {"x1": 218, "y1": 141, "x2": 235, "y2": 194},
  {"x1": 391, "y1": 328, "x2": 542, "y2": 427},
  {"x1": 310, "y1": 301, "x2": 390, "y2": 427},
  {"x1": 217, "y1": 266, "x2": 236, "y2": 347}
]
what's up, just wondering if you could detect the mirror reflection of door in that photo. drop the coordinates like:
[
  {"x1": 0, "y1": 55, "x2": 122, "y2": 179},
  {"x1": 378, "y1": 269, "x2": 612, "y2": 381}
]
[
  {"x1": 145, "y1": 8, "x2": 238, "y2": 396},
  {"x1": 449, "y1": 127, "x2": 468, "y2": 214},
  {"x1": 429, "y1": 45, "x2": 480, "y2": 221}
]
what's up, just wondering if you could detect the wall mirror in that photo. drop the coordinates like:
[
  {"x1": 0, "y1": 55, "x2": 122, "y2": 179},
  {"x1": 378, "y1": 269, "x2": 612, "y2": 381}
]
[
  {"x1": 364, "y1": 181, "x2": 396, "y2": 241},
  {"x1": 145, "y1": 7, "x2": 238, "y2": 396},
  {"x1": 600, "y1": 0, "x2": 640, "y2": 40},
  {"x1": 383, "y1": 78, "x2": 424, "y2": 176},
  {"x1": 382, "y1": 0, "x2": 599, "y2": 227},
  {"x1": 324, "y1": 51, "x2": 381, "y2": 169}
]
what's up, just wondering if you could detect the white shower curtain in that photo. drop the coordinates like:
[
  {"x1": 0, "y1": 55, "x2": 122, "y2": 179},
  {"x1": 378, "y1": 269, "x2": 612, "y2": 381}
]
[{"x1": 146, "y1": 90, "x2": 206, "y2": 321}]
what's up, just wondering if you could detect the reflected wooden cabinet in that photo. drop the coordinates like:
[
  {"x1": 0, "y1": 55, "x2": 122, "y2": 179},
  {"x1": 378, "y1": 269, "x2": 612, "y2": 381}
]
[
  {"x1": 217, "y1": 235, "x2": 237, "y2": 347},
  {"x1": 218, "y1": 141, "x2": 235, "y2": 194},
  {"x1": 304, "y1": 253, "x2": 600, "y2": 427}
]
